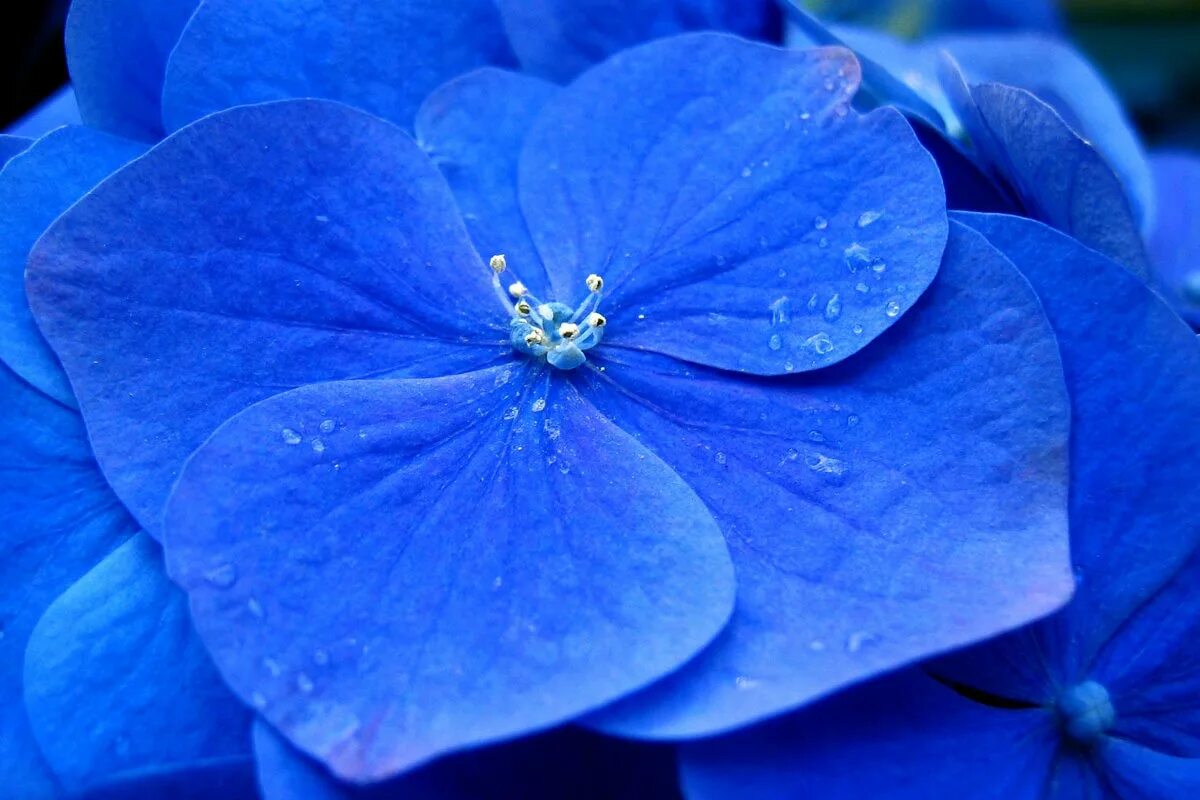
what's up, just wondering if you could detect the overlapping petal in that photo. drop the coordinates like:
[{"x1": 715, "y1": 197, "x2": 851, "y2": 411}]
[
  {"x1": 65, "y1": 0, "x2": 198, "y2": 140},
  {"x1": 585, "y1": 221, "x2": 1071, "y2": 737},
  {"x1": 27, "y1": 99, "x2": 507, "y2": 535},
  {"x1": 519, "y1": 34, "x2": 947, "y2": 374},
  {"x1": 2, "y1": 87, "x2": 81, "y2": 140},
  {"x1": 1147, "y1": 152, "x2": 1200, "y2": 326},
  {"x1": 162, "y1": 0, "x2": 516, "y2": 132},
  {"x1": 0, "y1": 126, "x2": 145, "y2": 406},
  {"x1": 23, "y1": 533, "x2": 254, "y2": 796},
  {"x1": 0, "y1": 135, "x2": 31, "y2": 166},
  {"x1": 164, "y1": 367, "x2": 734, "y2": 780}
]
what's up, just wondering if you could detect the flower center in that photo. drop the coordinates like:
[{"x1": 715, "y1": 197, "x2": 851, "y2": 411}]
[
  {"x1": 1055, "y1": 680, "x2": 1115, "y2": 745},
  {"x1": 489, "y1": 254, "x2": 606, "y2": 371}
]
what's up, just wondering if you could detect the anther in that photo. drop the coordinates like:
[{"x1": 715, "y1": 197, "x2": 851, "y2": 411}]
[
  {"x1": 515, "y1": 300, "x2": 532, "y2": 316},
  {"x1": 524, "y1": 329, "x2": 546, "y2": 346},
  {"x1": 585, "y1": 312, "x2": 607, "y2": 328},
  {"x1": 559, "y1": 322, "x2": 580, "y2": 339},
  {"x1": 586, "y1": 274, "x2": 604, "y2": 292},
  {"x1": 508, "y1": 281, "x2": 528, "y2": 298},
  {"x1": 490, "y1": 254, "x2": 507, "y2": 273},
  {"x1": 537, "y1": 304, "x2": 555, "y2": 321}
]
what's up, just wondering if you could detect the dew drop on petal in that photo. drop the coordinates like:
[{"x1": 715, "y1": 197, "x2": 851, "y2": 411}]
[
  {"x1": 855, "y1": 282, "x2": 869, "y2": 294},
  {"x1": 312, "y1": 649, "x2": 330, "y2": 667},
  {"x1": 784, "y1": 360, "x2": 795, "y2": 372},
  {"x1": 311, "y1": 439, "x2": 325, "y2": 453},
  {"x1": 813, "y1": 215, "x2": 829, "y2": 231},
  {"x1": 809, "y1": 639, "x2": 827, "y2": 652},
  {"x1": 808, "y1": 430, "x2": 825, "y2": 442},
  {"x1": 806, "y1": 453, "x2": 845, "y2": 475},
  {"x1": 502, "y1": 406, "x2": 519, "y2": 421},
  {"x1": 845, "y1": 631, "x2": 876, "y2": 653},
  {"x1": 262, "y1": 657, "x2": 282, "y2": 678},
  {"x1": 735, "y1": 676, "x2": 760, "y2": 690},
  {"x1": 281, "y1": 428, "x2": 302, "y2": 445},
  {"x1": 847, "y1": 414, "x2": 860, "y2": 427},
  {"x1": 824, "y1": 293, "x2": 842, "y2": 321},
  {"x1": 531, "y1": 397, "x2": 547, "y2": 413},
  {"x1": 741, "y1": 166, "x2": 753, "y2": 178},
  {"x1": 885, "y1": 300, "x2": 902, "y2": 318},
  {"x1": 805, "y1": 332, "x2": 835, "y2": 355},
  {"x1": 857, "y1": 210, "x2": 882, "y2": 228},
  {"x1": 296, "y1": 673, "x2": 315, "y2": 694},
  {"x1": 203, "y1": 563, "x2": 237, "y2": 589},
  {"x1": 247, "y1": 597, "x2": 265, "y2": 619},
  {"x1": 844, "y1": 243, "x2": 872, "y2": 272},
  {"x1": 768, "y1": 334, "x2": 782, "y2": 351},
  {"x1": 785, "y1": 447, "x2": 800, "y2": 462},
  {"x1": 852, "y1": 323, "x2": 864, "y2": 335},
  {"x1": 715, "y1": 451, "x2": 728, "y2": 466},
  {"x1": 318, "y1": 419, "x2": 335, "y2": 434}
]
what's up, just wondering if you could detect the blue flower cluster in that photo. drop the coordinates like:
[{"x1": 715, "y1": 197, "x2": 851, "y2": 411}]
[{"x1": 2, "y1": 1, "x2": 1197, "y2": 798}]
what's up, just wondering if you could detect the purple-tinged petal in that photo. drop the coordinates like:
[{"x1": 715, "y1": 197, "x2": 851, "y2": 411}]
[
  {"x1": 0, "y1": 126, "x2": 146, "y2": 407},
  {"x1": 942, "y1": 62, "x2": 1150, "y2": 278},
  {"x1": 415, "y1": 69, "x2": 558, "y2": 296},
  {"x1": 520, "y1": 33, "x2": 947, "y2": 375},
  {"x1": 162, "y1": 0, "x2": 516, "y2": 132},
  {"x1": 65, "y1": 0, "x2": 198, "y2": 140},
  {"x1": 679, "y1": 671, "x2": 1059, "y2": 800},
  {"x1": 1147, "y1": 151, "x2": 1200, "y2": 326},
  {"x1": 23, "y1": 533, "x2": 253, "y2": 795},
  {"x1": 164, "y1": 366, "x2": 734, "y2": 781},
  {"x1": 585, "y1": 221, "x2": 1071, "y2": 736},
  {"x1": 0, "y1": 363, "x2": 138, "y2": 799},
  {"x1": 498, "y1": 0, "x2": 781, "y2": 83},
  {"x1": 27, "y1": 99, "x2": 505, "y2": 536}
]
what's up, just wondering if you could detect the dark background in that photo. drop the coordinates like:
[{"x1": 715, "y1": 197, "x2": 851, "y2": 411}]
[{"x1": 3, "y1": 0, "x2": 1199, "y2": 148}]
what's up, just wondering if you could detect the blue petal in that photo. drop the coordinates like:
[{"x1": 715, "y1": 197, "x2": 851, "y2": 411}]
[
  {"x1": 583, "y1": 221, "x2": 1071, "y2": 737},
  {"x1": 0, "y1": 135, "x2": 32, "y2": 165},
  {"x1": 73, "y1": 759, "x2": 257, "y2": 800},
  {"x1": 679, "y1": 671, "x2": 1059, "y2": 799},
  {"x1": 942, "y1": 62, "x2": 1150, "y2": 278},
  {"x1": 64, "y1": 0, "x2": 198, "y2": 140},
  {"x1": 3, "y1": 86, "x2": 82, "y2": 139},
  {"x1": 0, "y1": 126, "x2": 146, "y2": 407},
  {"x1": 519, "y1": 33, "x2": 947, "y2": 374},
  {"x1": 23, "y1": 532, "x2": 254, "y2": 794},
  {"x1": 0, "y1": 363, "x2": 138, "y2": 799},
  {"x1": 1101, "y1": 739, "x2": 1200, "y2": 799},
  {"x1": 162, "y1": 0, "x2": 516, "y2": 132},
  {"x1": 936, "y1": 34, "x2": 1153, "y2": 232},
  {"x1": 1147, "y1": 151, "x2": 1200, "y2": 326},
  {"x1": 27, "y1": 99, "x2": 506, "y2": 536},
  {"x1": 955, "y1": 212, "x2": 1200, "y2": 684},
  {"x1": 163, "y1": 366, "x2": 734, "y2": 781},
  {"x1": 254, "y1": 720, "x2": 681, "y2": 799},
  {"x1": 415, "y1": 69, "x2": 558, "y2": 296},
  {"x1": 498, "y1": 0, "x2": 781, "y2": 83}
]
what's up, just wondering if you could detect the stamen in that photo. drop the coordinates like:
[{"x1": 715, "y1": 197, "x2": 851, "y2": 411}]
[
  {"x1": 559, "y1": 322, "x2": 580, "y2": 339},
  {"x1": 524, "y1": 329, "x2": 546, "y2": 346},
  {"x1": 490, "y1": 254, "x2": 507, "y2": 273},
  {"x1": 514, "y1": 300, "x2": 533, "y2": 316},
  {"x1": 585, "y1": 312, "x2": 606, "y2": 328},
  {"x1": 586, "y1": 274, "x2": 604, "y2": 292},
  {"x1": 508, "y1": 281, "x2": 528, "y2": 298},
  {"x1": 537, "y1": 304, "x2": 555, "y2": 321}
]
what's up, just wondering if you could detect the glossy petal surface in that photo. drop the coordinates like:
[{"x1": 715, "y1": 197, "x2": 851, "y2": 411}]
[
  {"x1": 254, "y1": 720, "x2": 681, "y2": 800},
  {"x1": 27, "y1": 100, "x2": 505, "y2": 535},
  {"x1": 944, "y1": 69, "x2": 1149, "y2": 278},
  {"x1": 520, "y1": 34, "x2": 947, "y2": 374},
  {"x1": 162, "y1": 0, "x2": 515, "y2": 131},
  {"x1": 24, "y1": 533, "x2": 253, "y2": 793},
  {"x1": 0, "y1": 364, "x2": 138, "y2": 799},
  {"x1": 586, "y1": 221, "x2": 1071, "y2": 737},
  {"x1": 165, "y1": 367, "x2": 734, "y2": 781},
  {"x1": 680, "y1": 671, "x2": 1059, "y2": 799},
  {"x1": 65, "y1": 0, "x2": 198, "y2": 140},
  {"x1": 415, "y1": 68, "x2": 557, "y2": 294},
  {"x1": 0, "y1": 126, "x2": 145, "y2": 406},
  {"x1": 1147, "y1": 151, "x2": 1200, "y2": 326},
  {"x1": 498, "y1": 0, "x2": 780, "y2": 83}
]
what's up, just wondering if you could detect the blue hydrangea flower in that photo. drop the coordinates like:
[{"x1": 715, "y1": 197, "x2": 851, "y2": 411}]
[
  {"x1": 678, "y1": 212, "x2": 1200, "y2": 799},
  {"x1": 26, "y1": 34, "x2": 1073, "y2": 781}
]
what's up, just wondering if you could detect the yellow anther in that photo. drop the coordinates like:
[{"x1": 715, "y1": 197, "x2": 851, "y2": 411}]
[
  {"x1": 508, "y1": 281, "x2": 528, "y2": 298},
  {"x1": 524, "y1": 329, "x2": 546, "y2": 346},
  {"x1": 586, "y1": 312, "x2": 607, "y2": 328},
  {"x1": 586, "y1": 274, "x2": 604, "y2": 292},
  {"x1": 559, "y1": 322, "x2": 580, "y2": 339},
  {"x1": 515, "y1": 300, "x2": 532, "y2": 316},
  {"x1": 489, "y1": 254, "x2": 507, "y2": 273}
]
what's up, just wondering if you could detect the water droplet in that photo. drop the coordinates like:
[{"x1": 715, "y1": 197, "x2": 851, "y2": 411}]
[
  {"x1": 806, "y1": 294, "x2": 818, "y2": 311},
  {"x1": 531, "y1": 397, "x2": 547, "y2": 413},
  {"x1": 204, "y1": 563, "x2": 237, "y2": 589},
  {"x1": 845, "y1": 631, "x2": 876, "y2": 653},
  {"x1": 783, "y1": 360, "x2": 795, "y2": 372},
  {"x1": 768, "y1": 334, "x2": 782, "y2": 351},
  {"x1": 818, "y1": 237, "x2": 829, "y2": 249},
  {"x1": 855, "y1": 282, "x2": 869, "y2": 293},
  {"x1": 493, "y1": 369, "x2": 512, "y2": 387},
  {"x1": 800, "y1": 112, "x2": 811, "y2": 121},
  {"x1": 543, "y1": 418, "x2": 561, "y2": 440},
  {"x1": 844, "y1": 243, "x2": 872, "y2": 272},
  {"x1": 735, "y1": 675, "x2": 760, "y2": 690},
  {"x1": 823, "y1": 78, "x2": 835, "y2": 91},
  {"x1": 312, "y1": 649, "x2": 330, "y2": 666},
  {"x1": 852, "y1": 323, "x2": 864, "y2": 335},
  {"x1": 318, "y1": 419, "x2": 335, "y2": 434},
  {"x1": 809, "y1": 639, "x2": 827, "y2": 652},
  {"x1": 247, "y1": 597, "x2": 264, "y2": 619},
  {"x1": 296, "y1": 673, "x2": 315, "y2": 694},
  {"x1": 857, "y1": 210, "x2": 882, "y2": 228},
  {"x1": 806, "y1": 453, "x2": 845, "y2": 475},
  {"x1": 824, "y1": 293, "x2": 842, "y2": 321},
  {"x1": 315, "y1": 215, "x2": 330, "y2": 223},
  {"x1": 502, "y1": 406, "x2": 519, "y2": 421},
  {"x1": 251, "y1": 692, "x2": 267, "y2": 709},
  {"x1": 637, "y1": 313, "x2": 646, "y2": 320},
  {"x1": 493, "y1": 576, "x2": 503, "y2": 590},
  {"x1": 262, "y1": 657, "x2": 282, "y2": 677},
  {"x1": 813, "y1": 215, "x2": 829, "y2": 231},
  {"x1": 785, "y1": 447, "x2": 800, "y2": 461},
  {"x1": 805, "y1": 332, "x2": 835, "y2": 355},
  {"x1": 885, "y1": 300, "x2": 902, "y2": 318},
  {"x1": 808, "y1": 430, "x2": 825, "y2": 442},
  {"x1": 769, "y1": 296, "x2": 791, "y2": 325},
  {"x1": 715, "y1": 451, "x2": 728, "y2": 466},
  {"x1": 871, "y1": 259, "x2": 887, "y2": 274},
  {"x1": 281, "y1": 428, "x2": 302, "y2": 445},
  {"x1": 847, "y1": 414, "x2": 860, "y2": 427},
  {"x1": 741, "y1": 166, "x2": 753, "y2": 178}
]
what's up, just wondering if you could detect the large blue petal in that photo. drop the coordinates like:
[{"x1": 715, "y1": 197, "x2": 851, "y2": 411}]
[
  {"x1": 73, "y1": 759, "x2": 257, "y2": 800},
  {"x1": 498, "y1": 0, "x2": 780, "y2": 83},
  {"x1": 64, "y1": 0, "x2": 198, "y2": 140},
  {"x1": 942, "y1": 64, "x2": 1150, "y2": 278},
  {"x1": 0, "y1": 135, "x2": 32, "y2": 165},
  {"x1": 254, "y1": 720, "x2": 682, "y2": 799},
  {"x1": 1101, "y1": 739, "x2": 1200, "y2": 799},
  {"x1": 415, "y1": 69, "x2": 558, "y2": 296},
  {"x1": 27, "y1": 99, "x2": 506, "y2": 536},
  {"x1": 163, "y1": 366, "x2": 734, "y2": 781},
  {"x1": 1147, "y1": 151, "x2": 1200, "y2": 326},
  {"x1": 0, "y1": 126, "x2": 146, "y2": 407},
  {"x1": 23, "y1": 532, "x2": 254, "y2": 794},
  {"x1": 162, "y1": 0, "x2": 516, "y2": 132},
  {"x1": 519, "y1": 33, "x2": 947, "y2": 375},
  {"x1": 955, "y1": 212, "x2": 1200, "y2": 684},
  {"x1": 0, "y1": 363, "x2": 138, "y2": 799},
  {"x1": 584, "y1": 221, "x2": 1071, "y2": 737},
  {"x1": 679, "y1": 671, "x2": 1059, "y2": 799}
]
